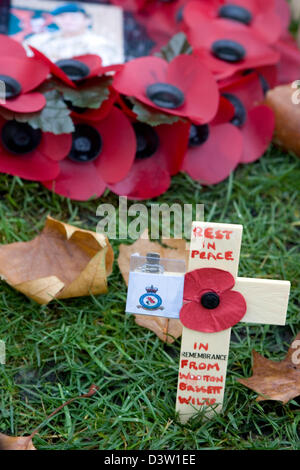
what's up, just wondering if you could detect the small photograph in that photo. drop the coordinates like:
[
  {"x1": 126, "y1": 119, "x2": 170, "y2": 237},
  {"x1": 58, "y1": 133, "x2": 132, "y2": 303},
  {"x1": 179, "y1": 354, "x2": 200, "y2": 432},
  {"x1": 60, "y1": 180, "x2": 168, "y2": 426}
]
[{"x1": 9, "y1": 1, "x2": 124, "y2": 65}]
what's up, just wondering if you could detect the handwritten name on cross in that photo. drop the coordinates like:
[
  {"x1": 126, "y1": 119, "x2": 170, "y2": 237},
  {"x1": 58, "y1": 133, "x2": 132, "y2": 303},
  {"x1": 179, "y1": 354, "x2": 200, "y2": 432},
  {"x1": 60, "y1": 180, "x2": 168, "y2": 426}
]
[{"x1": 175, "y1": 221, "x2": 290, "y2": 423}]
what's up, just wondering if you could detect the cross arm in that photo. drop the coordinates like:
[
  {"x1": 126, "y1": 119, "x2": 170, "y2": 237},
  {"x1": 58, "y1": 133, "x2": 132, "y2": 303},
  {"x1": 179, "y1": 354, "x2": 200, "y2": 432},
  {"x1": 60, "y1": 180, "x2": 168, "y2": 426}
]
[{"x1": 234, "y1": 277, "x2": 291, "y2": 325}]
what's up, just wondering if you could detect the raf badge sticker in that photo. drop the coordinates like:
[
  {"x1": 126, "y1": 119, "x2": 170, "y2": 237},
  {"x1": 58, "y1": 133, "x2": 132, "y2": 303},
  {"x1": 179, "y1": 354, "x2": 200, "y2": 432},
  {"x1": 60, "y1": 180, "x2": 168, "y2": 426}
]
[{"x1": 138, "y1": 285, "x2": 164, "y2": 312}]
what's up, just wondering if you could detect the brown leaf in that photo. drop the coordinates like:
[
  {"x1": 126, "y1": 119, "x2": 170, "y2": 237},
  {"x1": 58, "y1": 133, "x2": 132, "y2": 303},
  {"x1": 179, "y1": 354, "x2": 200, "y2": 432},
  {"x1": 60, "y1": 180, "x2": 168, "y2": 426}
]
[
  {"x1": 265, "y1": 84, "x2": 300, "y2": 158},
  {"x1": 0, "y1": 216, "x2": 114, "y2": 304},
  {"x1": 0, "y1": 434, "x2": 36, "y2": 450},
  {"x1": 0, "y1": 384, "x2": 99, "y2": 450},
  {"x1": 118, "y1": 230, "x2": 189, "y2": 343},
  {"x1": 238, "y1": 332, "x2": 300, "y2": 403}
]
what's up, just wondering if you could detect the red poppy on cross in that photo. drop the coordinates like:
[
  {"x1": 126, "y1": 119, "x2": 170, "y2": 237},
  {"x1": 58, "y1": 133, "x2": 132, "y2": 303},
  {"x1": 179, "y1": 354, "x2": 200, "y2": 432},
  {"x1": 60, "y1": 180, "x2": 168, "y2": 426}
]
[{"x1": 176, "y1": 221, "x2": 290, "y2": 423}]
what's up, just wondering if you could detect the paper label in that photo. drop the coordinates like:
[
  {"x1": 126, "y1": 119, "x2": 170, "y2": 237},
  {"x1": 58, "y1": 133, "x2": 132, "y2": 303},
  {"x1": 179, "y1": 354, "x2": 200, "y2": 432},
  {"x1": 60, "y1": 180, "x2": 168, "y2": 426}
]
[{"x1": 126, "y1": 271, "x2": 184, "y2": 319}]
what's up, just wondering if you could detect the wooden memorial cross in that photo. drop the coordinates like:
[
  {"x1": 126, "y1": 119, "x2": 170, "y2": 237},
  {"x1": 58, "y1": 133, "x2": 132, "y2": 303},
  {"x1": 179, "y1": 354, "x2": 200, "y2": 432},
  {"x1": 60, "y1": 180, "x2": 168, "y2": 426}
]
[{"x1": 175, "y1": 221, "x2": 290, "y2": 423}]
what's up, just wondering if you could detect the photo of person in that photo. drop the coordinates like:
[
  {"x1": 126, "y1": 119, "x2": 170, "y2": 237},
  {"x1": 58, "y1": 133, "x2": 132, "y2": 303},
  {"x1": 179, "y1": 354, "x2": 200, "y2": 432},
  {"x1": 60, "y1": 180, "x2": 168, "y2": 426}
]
[
  {"x1": 10, "y1": 1, "x2": 124, "y2": 65},
  {"x1": 9, "y1": 9, "x2": 53, "y2": 42}
]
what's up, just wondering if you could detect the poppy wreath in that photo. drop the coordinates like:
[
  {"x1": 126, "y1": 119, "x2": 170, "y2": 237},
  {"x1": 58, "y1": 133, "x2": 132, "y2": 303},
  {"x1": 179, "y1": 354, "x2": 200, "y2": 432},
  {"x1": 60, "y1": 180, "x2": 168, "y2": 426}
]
[{"x1": 0, "y1": 0, "x2": 299, "y2": 200}]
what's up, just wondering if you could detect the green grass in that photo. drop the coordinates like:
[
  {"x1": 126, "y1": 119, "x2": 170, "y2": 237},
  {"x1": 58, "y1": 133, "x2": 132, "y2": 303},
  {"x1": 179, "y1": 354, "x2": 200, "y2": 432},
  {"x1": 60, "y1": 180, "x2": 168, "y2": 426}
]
[{"x1": 0, "y1": 144, "x2": 300, "y2": 450}]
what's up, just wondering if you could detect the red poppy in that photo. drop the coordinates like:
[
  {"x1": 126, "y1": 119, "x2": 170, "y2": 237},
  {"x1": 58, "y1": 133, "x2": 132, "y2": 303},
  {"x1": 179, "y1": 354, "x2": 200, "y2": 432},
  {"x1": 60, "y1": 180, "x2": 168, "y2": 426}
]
[
  {"x1": 184, "y1": 13, "x2": 280, "y2": 80},
  {"x1": 220, "y1": 72, "x2": 275, "y2": 163},
  {"x1": 108, "y1": 119, "x2": 190, "y2": 200},
  {"x1": 183, "y1": 0, "x2": 283, "y2": 44},
  {"x1": 180, "y1": 268, "x2": 247, "y2": 333},
  {"x1": 113, "y1": 54, "x2": 219, "y2": 124},
  {"x1": 0, "y1": 116, "x2": 71, "y2": 181},
  {"x1": 30, "y1": 47, "x2": 121, "y2": 89},
  {"x1": 43, "y1": 107, "x2": 136, "y2": 200},
  {"x1": 0, "y1": 54, "x2": 49, "y2": 113},
  {"x1": 181, "y1": 98, "x2": 243, "y2": 185}
]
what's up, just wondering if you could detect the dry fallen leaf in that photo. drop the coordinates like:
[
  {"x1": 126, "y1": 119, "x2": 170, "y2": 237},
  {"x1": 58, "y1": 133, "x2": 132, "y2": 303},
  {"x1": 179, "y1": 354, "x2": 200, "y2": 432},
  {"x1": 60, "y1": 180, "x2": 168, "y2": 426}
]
[
  {"x1": 238, "y1": 332, "x2": 300, "y2": 403},
  {"x1": 118, "y1": 230, "x2": 189, "y2": 343},
  {"x1": 0, "y1": 384, "x2": 98, "y2": 450},
  {"x1": 0, "y1": 216, "x2": 114, "y2": 304},
  {"x1": 265, "y1": 84, "x2": 300, "y2": 158},
  {"x1": 0, "y1": 434, "x2": 36, "y2": 450}
]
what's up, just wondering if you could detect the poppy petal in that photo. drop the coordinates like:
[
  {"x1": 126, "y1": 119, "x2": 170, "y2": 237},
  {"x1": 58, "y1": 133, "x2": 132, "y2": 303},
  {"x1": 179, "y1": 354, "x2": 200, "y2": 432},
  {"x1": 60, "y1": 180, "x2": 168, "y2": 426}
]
[
  {"x1": 251, "y1": 9, "x2": 282, "y2": 44},
  {"x1": 156, "y1": 121, "x2": 190, "y2": 175},
  {"x1": 0, "y1": 34, "x2": 27, "y2": 58},
  {"x1": 183, "y1": 268, "x2": 236, "y2": 302},
  {"x1": 39, "y1": 133, "x2": 72, "y2": 161},
  {"x1": 211, "y1": 95, "x2": 235, "y2": 125},
  {"x1": 2, "y1": 92, "x2": 46, "y2": 113},
  {"x1": 182, "y1": 124, "x2": 243, "y2": 185},
  {"x1": 240, "y1": 105, "x2": 275, "y2": 163},
  {"x1": 0, "y1": 57, "x2": 49, "y2": 94},
  {"x1": 166, "y1": 54, "x2": 219, "y2": 123},
  {"x1": 180, "y1": 289, "x2": 247, "y2": 333},
  {"x1": 43, "y1": 160, "x2": 106, "y2": 201},
  {"x1": 108, "y1": 157, "x2": 171, "y2": 201},
  {"x1": 0, "y1": 147, "x2": 60, "y2": 181},
  {"x1": 91, "y1": 107, "x2": 136, "y2": 184}
]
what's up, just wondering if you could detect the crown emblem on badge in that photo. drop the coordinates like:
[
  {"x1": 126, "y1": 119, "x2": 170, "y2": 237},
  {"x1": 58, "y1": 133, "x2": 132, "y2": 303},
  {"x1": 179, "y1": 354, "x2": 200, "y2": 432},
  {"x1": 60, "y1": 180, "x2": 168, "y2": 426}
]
[{"x1": 145, "y1": 285, "x2": 158, "y2": 294}]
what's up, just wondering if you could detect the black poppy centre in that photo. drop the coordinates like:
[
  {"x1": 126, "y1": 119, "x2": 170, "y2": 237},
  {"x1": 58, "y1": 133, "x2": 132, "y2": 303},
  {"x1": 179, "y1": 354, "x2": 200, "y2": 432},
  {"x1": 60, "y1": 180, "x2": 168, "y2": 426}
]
[
  {"x1": 222, "y1": 93, "x2": 247, "y2": 127},
  {"x1": 56, "y1": 59, "x2": 90, "y2": 82},
  {"x1": 188, "y1": 124, "x2": 210, "y2": 148},
  {"x1": 218, "y1": 4, "x2": 253, "y2": 25},
  {"x1": 68, "y1": 124, "x2": 102, "y2": 163},
  {"x1": 201, "y1": 292, "x2": 220, "y2": 310},
  {"x1": 211, "y1": 39, "x2": 246, "y2": 63},
  {"x1": 133, "y1": 122, "x2": 160, "y2": 159},
  {"x1": 1, "y1": 121, "x2": 42, "y2": 154},
  {"x1": 0, "y1": 74, "x2": 22, "y2": 99},
  {"x1": 146, "y1": 83, "x2": 185, "y2": 109}
]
